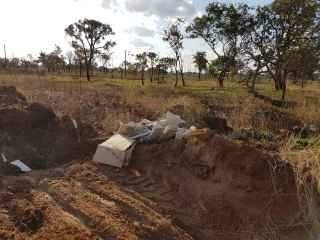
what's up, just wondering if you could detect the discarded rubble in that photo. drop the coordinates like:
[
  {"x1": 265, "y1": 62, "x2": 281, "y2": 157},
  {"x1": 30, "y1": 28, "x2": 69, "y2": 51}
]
[{"x1": 94, "y1": 112, "x2": 209, "y2": 168}]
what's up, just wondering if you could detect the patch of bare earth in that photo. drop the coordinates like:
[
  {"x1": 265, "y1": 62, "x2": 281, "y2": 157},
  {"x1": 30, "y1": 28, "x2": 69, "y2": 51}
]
[{"x1": 0, "y1": 85, "x2": 314, "y2": 239}]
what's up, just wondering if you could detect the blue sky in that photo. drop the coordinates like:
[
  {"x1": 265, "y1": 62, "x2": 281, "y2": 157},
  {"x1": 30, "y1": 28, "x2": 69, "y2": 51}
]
[{"x1": 0, "y1": 0, "x2": 273, "y2": 70}]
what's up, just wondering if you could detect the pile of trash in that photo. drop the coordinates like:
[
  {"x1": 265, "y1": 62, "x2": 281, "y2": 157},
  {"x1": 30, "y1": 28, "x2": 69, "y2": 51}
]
[
  {"x1": 117, "y1": 112, "x2": 196, "y2": 142},
  {"x1": 93, "y1": 112, "x2": 208, "y2": 168}
]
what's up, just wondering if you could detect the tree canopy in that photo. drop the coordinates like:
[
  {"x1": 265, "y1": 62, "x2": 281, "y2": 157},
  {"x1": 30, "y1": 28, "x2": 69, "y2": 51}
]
[{"x1": 65, "y1": 19, "x2": 116, "y2": 81}]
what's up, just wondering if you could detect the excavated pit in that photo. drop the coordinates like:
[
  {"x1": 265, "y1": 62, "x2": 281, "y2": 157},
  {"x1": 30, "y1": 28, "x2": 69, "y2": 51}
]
[{"x1": 0, "y1": 86, "x2": 97, "y2": 173}]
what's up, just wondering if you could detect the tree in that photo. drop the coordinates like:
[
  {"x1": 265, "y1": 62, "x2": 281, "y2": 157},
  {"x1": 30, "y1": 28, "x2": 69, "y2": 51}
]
[
  {"x1": 100, "y1": 53, "x2": 111, "y2": 73},
  {"x1": 147, "y1": 52, "x2": 158, "y2": 83},
  {"x1": 136, "y1": 52, "x2": 148, "y2": 85},
  {"x1": 65, "y1": 19, "x2": 116, "y2": 81},
  {"x1": 156, "y1": 57, "x2": 175, "y2": 84},
  {"x1": 163, "y1": 18, "x2": 185, "y2": 87},
  {"x1": 38, "y1": 45, "x2": 65, "y2": 73},
  {"x1": 251, "y1": 0, "x2": 319, "y2": 101},
  {"x1": 187, "y1": 2, "x2": 254, "y2": 87},
  {"x1": 193, "y1": 52, "x2": 208, "y2": 80},
  {"x1": 65, "y1": 51, "x2": 74, "y2": 72}
]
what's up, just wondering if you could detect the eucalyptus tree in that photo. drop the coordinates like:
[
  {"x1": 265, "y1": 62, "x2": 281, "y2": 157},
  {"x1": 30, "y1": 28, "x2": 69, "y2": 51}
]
[
  {"x1": 156, "y1": 57, "x2": 176, "y2": 84},
  {"x1": 65, "y1": 19, "x2": 116, "y2": 81},
  {"x1": 136, "y1": 52, "x2": 148, "y2": 85},
  {"x1": 251, "y1": 0, "x2": 319, "y2": 101},
  {"x1": 163, "y1": 18, "x2": 185, "y2": 87},
  {"x1": 187, "y1": 2, "x2": 254, "y2": 87},
  {"x1": 147, "y1": 52, "x2": 158, "y2": 83},
  {"x1": 193, "y1": 52, "x2": 208, "y2": 80}
]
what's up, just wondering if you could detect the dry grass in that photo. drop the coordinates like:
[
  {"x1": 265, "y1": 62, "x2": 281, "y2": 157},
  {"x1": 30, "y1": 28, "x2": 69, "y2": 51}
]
[{"x1": 280, "y1": 136, "x2": 320, "y2": 239}]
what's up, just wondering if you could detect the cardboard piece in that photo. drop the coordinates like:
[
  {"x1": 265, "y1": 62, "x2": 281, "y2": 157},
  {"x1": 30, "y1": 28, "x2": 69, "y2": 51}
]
[{"x1": 93, "y1": 134, "x2": 136, "y2": 168}]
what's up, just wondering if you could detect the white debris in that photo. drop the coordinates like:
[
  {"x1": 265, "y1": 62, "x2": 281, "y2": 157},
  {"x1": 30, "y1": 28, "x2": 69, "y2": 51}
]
[
  {"x1": 95, "y1": 112, "x2": 200, "y2": 167},
  {"x1": 10, "y1": 160, "x2": 32, "y2": 173},
  {"x1": 71, "y1": 118, "x2": 81, "y2": 142},
  {"x1": 162, "y1": 111, "x2": 185, "y2": 129},
  {"x1": 117, "y1": 111, "x2": 188, "y2": 142},
  {"x1": 1, "y1": 153, "x2": 8, "y2": 163},
  {"x1": 71, "y1": 118, "x2": 78, "y2": 129},
  {"x1": 93, "y1": 134, "x2": 136, "y2": 168}
]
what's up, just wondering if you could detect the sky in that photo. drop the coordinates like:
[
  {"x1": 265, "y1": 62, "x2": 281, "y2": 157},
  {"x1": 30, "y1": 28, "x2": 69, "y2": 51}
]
[{"x1": 0, "y1": 0, "x2": 272, "y2": 71}]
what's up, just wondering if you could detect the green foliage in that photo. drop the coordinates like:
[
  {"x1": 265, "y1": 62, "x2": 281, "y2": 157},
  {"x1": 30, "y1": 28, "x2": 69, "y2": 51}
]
[
  {"x1": 163, "y1": 18, "x2": 186, "y2": 87},
  {"x1": 193, "y1": 52, "x2": 208, "y2": 77},
  {"x1": 65, "y1": 19, "x2": 116, "y2": 81},
  {"x1": 187, "y1": 2, "x2": 254, "y2": 86}
]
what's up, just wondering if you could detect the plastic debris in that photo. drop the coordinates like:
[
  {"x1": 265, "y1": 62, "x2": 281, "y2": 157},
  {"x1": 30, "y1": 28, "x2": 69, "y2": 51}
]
[
  {"x1": 93, "y1": 134, "x2": 136, "y2": 168},
  {"x1": 71, "y1": 118, "x2": 81, "y2": 142},
  {"x1": 117, "y1": 112, "x2": 190, "y2": 142},
  {"x1": 71, "y1": 118, "x2": 78, "y2": 129},
  {"x1": 1, "y1": 153, "x2": 8, "y2": 163},
  {"x1": 10, "y1": 160, "x2": 32, "y2": 173},
  {"x1": 94, "y1": 112, "x2": 207, "y2": 167}
]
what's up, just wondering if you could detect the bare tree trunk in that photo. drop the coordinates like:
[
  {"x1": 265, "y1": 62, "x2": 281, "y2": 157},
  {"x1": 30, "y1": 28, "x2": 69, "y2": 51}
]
[
  {"x1": 85, "y1": 59, "x2": 91, "y2": 81},
  {"x1": 79, "y1": 62, "x2": 82, "y2": 78},
  {"x1": 157, "y1": 67, "x2": 160, "y2": 84},
  {"x1": 218, "y1": 70, "x2": 226, "y2": 88},
  {"x1": 180, "y1": 69, "x2": 185, "y2": 87},
  {"x1": 174, "y1": 69, "x2": 178, "y2": 87},
  {"x1": 86, "y1": 66, "x2": 91, "y2": 81},
  {"x1": 281, "y1": 79, "x2": 286, "y2": 102},
  {"x1": 141, "y1": 69, "x2": 145, "y2": 86},
  {"x1": 178, "y1": 59, "x2": 185, "y2": 87},
  {"x1": 301, "y1": 78, "x2": 305, "y2": 88},
  {"x1": 150, "y1": 66, "x2": 154, "y2": 83},
  {"x1": 251, "y1": 64, "x2": 260, "y2": 94},
  {"x1": 198, "y1": 68, "x2": 201, "y2": 81}
]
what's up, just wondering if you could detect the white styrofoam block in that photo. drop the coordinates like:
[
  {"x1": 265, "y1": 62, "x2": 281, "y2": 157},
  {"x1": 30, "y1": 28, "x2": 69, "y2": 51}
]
[{"x1": 93, "y1": 134, "x2": 135, "y2": 168}]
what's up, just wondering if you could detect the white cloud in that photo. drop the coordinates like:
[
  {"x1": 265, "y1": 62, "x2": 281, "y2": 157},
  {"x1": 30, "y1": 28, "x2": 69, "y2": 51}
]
[
  {"x1": 125, "y1": 0, "x2": 196, "y2": 19},
  {"x1": 101, "y1": 0, "x2": 117, "y2": 8},
  {"x1": 0, "y1": 0, "x2": 211, "y2": 70},
  {"x1": 130, "y1": 26, "x2": 156, "y2": 37},
  {"x1": 132, "y1": 38, "x2": 154, "y2": 49}
]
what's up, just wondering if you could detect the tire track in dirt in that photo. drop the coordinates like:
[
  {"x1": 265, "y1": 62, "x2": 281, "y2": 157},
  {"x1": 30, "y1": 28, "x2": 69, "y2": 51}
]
[
  {"x1": 36, "y1": 185, "x2": 108, "y2": 240},
  {"x1": 65, "y1": 164, "x2": 194, "y2": 240},
  {"x1": 40, "y1": 179, "x2": 127, "y2": 239},
  {"x1": 39, "y1": 175, "x2": 193, "y2": 240},
  {"x1": 87, "y1": 164, "x2": 180, "y2": 210},
  {"x1": 0, "y1": 187, "x2": 96, "y2": 240},
  {"x1": 0, "y1": 206, "x2": 26, "y2": 240},
  {"x1": 88, "y1": 163, "x2": 201, "y2": 235}
]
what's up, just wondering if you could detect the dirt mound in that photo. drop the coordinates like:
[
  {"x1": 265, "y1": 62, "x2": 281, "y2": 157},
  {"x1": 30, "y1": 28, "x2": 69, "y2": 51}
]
[
  {"x1": 0, "y1": 86, "x2": 27, "y2": 109},
  {"x1": 0, "y1": 86, "x2": 97, "y2": 172},
  {"x1": 130, "y1": 134, "x2": 301, "y2": 239}
]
